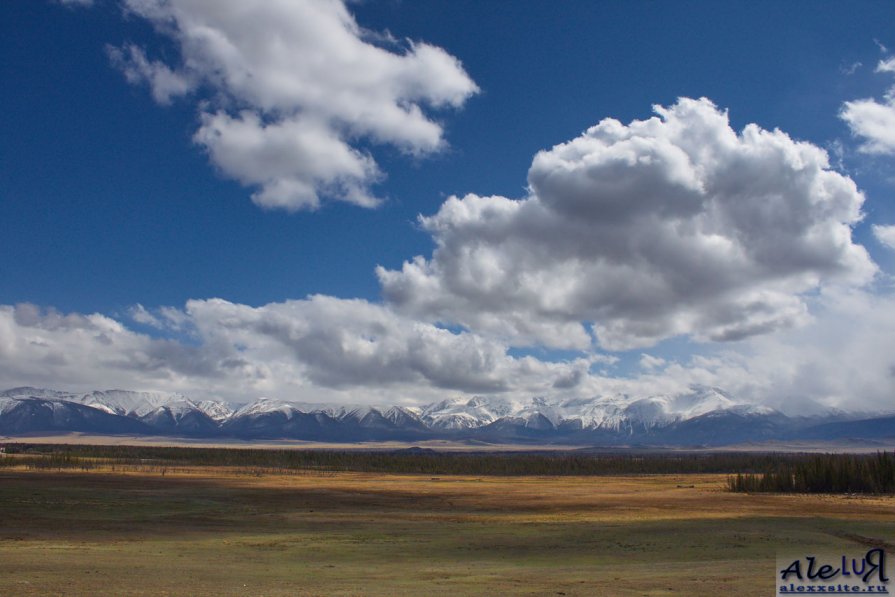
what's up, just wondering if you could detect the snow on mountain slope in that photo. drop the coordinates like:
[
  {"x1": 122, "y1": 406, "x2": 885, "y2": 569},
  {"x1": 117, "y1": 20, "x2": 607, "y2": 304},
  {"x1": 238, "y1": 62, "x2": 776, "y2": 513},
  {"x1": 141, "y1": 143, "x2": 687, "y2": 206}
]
[
  {"x1": 2, "y1": 387, "x2": 233, "y2": 420},
  {"x1": 0, "y1": 387, "x2": 79, "y2": 401},
  {"x1": 0, "y1": 387, "x2": 232, "y2": 429},
  {"x1": 414, "y1": 386, "x2": 749, "y2": 431},
  {"x1": 668, "y1": 386, "x2": 737, "y2": 416},
  {"x1": 233, "y1": 398, "x2": 301, "y2": 420},
  {"x1": 382, "y1": 406, "x2": 426, "y2": 428},
  {"x1": 76, "y1": 390, "x2": 191, "y2": 418},
  {"x1": 0, "y1": 396, "x2": 18, "y2": 416},
  {"x1": 420, "y1": 396, "x2": 522, "y2": 429},
  {"x1": 314, "y1": 404, "x2": 379, "y2": 421},
  {"x1": 196, "y1": 400, "x2": 234, "y2": 422},
  {"x1": 230, "y1": 400, "x2": 383, "y2": 421},
  {"x1": 614, "y1": 387, "x2": 739, "y2": 430},
  {"x1": 0, "y1": 386, "x2": 756, "y2": 431},
  {"x1": 227, "y1": 400, "x2": 426, "y2": 431},
  {"x1": 0, "y1": 385, "x2": 840, "y2": 444}
]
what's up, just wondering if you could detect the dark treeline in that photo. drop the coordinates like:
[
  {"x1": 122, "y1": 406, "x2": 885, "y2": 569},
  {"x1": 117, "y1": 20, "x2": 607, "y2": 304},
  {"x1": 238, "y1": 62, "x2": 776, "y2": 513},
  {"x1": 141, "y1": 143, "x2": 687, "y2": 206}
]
[
  {"x1": 0, "y1": 443, "x2": 845, "y2": 477},
  {"x1": 728, "y1": 451, "x2": 895, "y2": 494},
  {"x1": 4, "y1": 444, "x2": 893, "y2": 488}
]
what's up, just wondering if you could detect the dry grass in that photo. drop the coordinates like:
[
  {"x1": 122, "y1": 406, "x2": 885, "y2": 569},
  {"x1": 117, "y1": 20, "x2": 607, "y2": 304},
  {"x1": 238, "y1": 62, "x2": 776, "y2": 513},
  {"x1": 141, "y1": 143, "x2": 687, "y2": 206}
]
[{"x1": 1, "y1": 466, "x2": 893, "y2": 595}]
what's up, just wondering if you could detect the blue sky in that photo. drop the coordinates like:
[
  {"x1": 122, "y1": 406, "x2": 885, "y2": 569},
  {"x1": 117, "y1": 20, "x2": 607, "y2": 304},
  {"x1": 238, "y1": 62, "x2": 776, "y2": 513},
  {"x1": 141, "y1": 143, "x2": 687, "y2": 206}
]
[{"x1": 2, "y1": 0, "x2": 895, "y2": 411}]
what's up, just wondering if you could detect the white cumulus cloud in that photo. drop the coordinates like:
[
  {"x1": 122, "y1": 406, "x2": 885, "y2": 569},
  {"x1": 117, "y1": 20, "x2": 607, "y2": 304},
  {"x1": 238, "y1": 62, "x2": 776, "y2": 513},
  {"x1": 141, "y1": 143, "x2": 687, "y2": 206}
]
[
  {"x1": 841, "y1": 57, "x2": 895, "y2": 154},
  {"x1": 4, "y1": 289, "x2": 895, "y2": 413},
  {"x1": 379, "y1": 98, "x2": 875, "y2": 351},
  {"x1": 109, "y1": 0, "x2": 478, "y2": 210},
  {"x1": 0, "y1": 300, "x2": 596, "y2": 405},
  {"x1": 873, "y1": 224, "x2": 895, "y2": 250},
  {"x1": 671, "y1": 288, "x2": 895, "y2": 414}
]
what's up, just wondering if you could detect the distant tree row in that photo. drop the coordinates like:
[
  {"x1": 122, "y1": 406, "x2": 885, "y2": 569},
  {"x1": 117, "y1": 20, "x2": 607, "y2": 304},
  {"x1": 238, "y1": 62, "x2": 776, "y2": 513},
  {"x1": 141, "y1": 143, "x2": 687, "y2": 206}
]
[
  {"x1": 0, "y1": 442, "x2": 844, "y2": 477},
  {"x1": 728, "y1": 451, "x2": 895, "y2": 494},
  {"x1": 5, "y1": 443, "x2": 893, "y2": 489}
]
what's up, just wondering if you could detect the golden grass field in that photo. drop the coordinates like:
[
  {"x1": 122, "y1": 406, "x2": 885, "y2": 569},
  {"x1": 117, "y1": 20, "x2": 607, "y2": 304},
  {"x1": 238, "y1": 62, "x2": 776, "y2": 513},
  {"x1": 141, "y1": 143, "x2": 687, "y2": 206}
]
[{"x1": 0, "y1": 464, "x2": 893, "y2": 596}]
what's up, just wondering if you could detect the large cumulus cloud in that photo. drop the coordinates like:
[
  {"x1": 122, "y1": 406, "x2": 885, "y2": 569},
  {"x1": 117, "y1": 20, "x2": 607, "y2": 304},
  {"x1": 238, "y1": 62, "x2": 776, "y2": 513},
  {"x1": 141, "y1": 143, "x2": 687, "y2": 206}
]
[
  {"x1": 379, "y1": 98, "x2": 875, "y2": 350},
  {"x1": 108, "y1": 0, "x2": 478, "y2": 210}
]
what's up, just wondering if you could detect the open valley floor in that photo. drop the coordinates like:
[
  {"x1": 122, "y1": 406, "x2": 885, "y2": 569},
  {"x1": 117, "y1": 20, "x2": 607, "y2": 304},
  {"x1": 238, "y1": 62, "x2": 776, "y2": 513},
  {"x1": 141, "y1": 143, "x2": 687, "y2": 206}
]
[{"x1": 1, "y1": 464, "x2": 893, "y2": 595}]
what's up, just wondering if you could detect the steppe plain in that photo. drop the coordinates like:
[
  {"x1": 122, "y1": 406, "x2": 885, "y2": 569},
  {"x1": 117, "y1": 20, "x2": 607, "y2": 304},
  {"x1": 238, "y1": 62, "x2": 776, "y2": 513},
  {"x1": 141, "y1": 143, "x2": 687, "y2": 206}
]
[{"x1": 1, "y1": 455, "x2": 893, "y2": 596}]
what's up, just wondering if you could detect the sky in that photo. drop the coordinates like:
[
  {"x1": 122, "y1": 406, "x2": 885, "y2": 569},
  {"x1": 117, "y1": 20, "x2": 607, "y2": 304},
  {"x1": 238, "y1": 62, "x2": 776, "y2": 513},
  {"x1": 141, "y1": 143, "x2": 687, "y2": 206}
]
[{"x1": 2, "y1": 0, "x2": 895, "y2": 413}]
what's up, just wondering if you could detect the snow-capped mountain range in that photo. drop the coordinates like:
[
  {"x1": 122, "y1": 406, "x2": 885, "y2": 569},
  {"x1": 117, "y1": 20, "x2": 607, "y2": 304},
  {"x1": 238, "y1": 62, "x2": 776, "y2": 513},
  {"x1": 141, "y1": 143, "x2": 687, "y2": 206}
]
[
  {"x1": 0, "y1": 386, "x2": 891, "y2": 446},
  {"x1": 416, "y1": 387, "x2": 771, "y2": 431}
]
